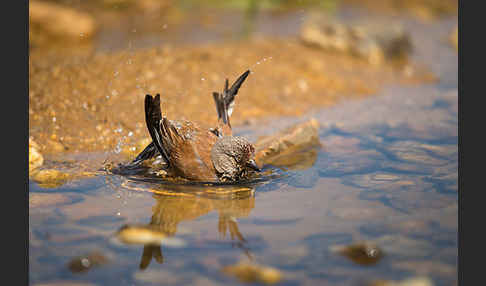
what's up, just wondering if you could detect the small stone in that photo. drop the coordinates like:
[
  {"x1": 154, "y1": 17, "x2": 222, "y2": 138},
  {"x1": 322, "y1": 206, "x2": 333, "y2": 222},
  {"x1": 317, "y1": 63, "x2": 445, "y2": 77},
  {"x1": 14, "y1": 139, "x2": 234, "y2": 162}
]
[
  {"x1": 222, "y1": 262, "x2": 283, "y2": 285},
  {"x1": 331, "y1": 242, "x2": 384, "y2": 265},
  {"x1": 31, "y1": 169, "x2": 72, "y2": 189},
  {"x1": 368, "y1": 276, "x2": 434, "y2": 286},
  {"x1": 67, "y1": 251, "x2": 108, "y2": 273},
  {"x1": 116, "y1": 224, "x2": 168, "y2": 245},
  {"x1": 29, "y1": 138, "x2": 44, "y2": 173}
]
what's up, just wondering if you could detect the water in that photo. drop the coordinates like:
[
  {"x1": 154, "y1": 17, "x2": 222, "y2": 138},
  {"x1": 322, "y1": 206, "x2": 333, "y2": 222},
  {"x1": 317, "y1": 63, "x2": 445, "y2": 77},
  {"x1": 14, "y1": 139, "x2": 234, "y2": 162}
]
[{"x1": 29, "y1": 8, "x2": 457, "y2": 286}]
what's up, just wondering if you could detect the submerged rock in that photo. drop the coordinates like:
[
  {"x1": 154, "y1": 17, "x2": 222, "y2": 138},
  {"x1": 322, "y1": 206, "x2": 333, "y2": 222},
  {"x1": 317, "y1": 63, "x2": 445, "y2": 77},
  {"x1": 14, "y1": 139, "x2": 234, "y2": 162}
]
[
  {"x1": 369, "y1": 276, "x2": 434, "y2": 286},
  {"x1": 31, "y1": 169, "x2": 72, "y2": 189},
  {"x1": 254, "y1": 119, "x2": 321, "y2": 169},
  {"x1": 67, "y1": 251, "x2": 109, "y2": 273},
  {"x1": 29, "y1": 138, "x2": 44, "y2": 173},
  {"x1": 331, "y1": 242, "x2": 384, "y2": 266},
  {"x1": 222, "y1": 262, "x2": 283, "y2": 285},
  {"x1": 300, "y1": 15, "x2": 412, "y2": 65}
]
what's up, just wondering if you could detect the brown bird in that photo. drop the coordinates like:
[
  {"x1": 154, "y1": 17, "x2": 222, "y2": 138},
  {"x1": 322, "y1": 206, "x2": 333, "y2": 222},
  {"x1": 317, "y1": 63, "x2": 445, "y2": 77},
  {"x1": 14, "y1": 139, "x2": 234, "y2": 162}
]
[{"x1": 131, "y1": 70, "x2": 260, "y2": 182}]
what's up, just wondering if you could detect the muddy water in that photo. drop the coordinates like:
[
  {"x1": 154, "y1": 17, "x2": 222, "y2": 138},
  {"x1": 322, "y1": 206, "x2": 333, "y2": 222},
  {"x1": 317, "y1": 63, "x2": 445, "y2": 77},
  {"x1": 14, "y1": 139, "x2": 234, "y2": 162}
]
[{"x1": 29, "y1": 8, "x2": 457, "y2": 286}]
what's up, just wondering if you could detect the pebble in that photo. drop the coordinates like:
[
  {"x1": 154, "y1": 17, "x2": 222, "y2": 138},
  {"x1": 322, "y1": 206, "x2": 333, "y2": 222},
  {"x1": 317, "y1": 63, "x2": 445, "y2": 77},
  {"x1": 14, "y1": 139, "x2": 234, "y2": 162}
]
[
  {"x1": 31, "y1": 169, "x2": 71, "y2": 189},
  {"x1": 67, "y1": 251, "x2": 108, "y2": 273},
  {"x1": 222, "y1": 262, "x2": 283, "y2": 285},
  {"x1": 331, "y1": 242, "x2": 383, "y2": 265},
  {"x1": 29, "y1": 138, "x2": 44, "y2": 173},
  {"x1": 369, "y1": 276, "x2": 434, "y2": 286},
  {"x1": 116, "y1": 224, "x2": 168, "y2": 245}
]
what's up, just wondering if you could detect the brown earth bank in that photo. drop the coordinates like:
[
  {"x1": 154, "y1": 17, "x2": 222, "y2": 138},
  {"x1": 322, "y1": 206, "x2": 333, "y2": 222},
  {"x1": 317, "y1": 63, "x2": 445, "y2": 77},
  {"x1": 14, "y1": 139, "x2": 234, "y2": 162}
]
[{"x1": 29, "y1": 37, "x2": 435, "y2": 157}]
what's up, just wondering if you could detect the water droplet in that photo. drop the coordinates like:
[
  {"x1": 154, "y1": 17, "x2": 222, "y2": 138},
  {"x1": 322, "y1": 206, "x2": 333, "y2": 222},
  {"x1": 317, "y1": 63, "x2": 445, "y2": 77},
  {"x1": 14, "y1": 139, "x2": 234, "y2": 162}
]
[
  {"x1": 128, "y1": 131, "x2": 133, "y2": 137},
  {"x1": 81, "y1": 258, "x2": 91, "y2": 268},
  {"x1": 117, "y1": 212, "x2": 121, "y2": 216}
]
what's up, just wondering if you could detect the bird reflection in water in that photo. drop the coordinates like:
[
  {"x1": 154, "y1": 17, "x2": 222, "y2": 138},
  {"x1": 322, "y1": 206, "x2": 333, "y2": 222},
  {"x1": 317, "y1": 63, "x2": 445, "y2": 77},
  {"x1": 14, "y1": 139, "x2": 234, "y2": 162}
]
[{"x1": 116, "y1": 183, "x2": 255, "y2": 270}]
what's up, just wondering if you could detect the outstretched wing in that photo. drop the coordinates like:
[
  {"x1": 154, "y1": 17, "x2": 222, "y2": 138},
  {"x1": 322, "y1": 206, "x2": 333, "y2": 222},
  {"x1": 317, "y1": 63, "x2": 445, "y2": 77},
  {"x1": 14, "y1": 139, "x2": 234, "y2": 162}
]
[
  {"x1": 211, "y1": 70, "x2": 250, "y2": 136},
  {"x1": 225, "y1": 69, "x2": 250, "y2": 117},
  {"x1": 130, "y1": 141, "x2": 158, "y2": 165}
]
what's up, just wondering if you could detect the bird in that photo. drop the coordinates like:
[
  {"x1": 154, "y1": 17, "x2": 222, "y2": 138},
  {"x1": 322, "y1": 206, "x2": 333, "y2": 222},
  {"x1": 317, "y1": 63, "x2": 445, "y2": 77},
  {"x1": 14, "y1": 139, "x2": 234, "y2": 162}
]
[{"x1": 130, "y1": 70, "x2": 260, "y2": 182}]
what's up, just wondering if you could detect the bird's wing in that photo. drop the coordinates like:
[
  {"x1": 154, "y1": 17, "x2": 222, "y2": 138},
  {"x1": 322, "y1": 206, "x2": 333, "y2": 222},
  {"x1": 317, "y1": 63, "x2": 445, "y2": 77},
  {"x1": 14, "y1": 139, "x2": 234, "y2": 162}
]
[{"x1": 211, "y1": 70, "x2": 250, "y2": 136}]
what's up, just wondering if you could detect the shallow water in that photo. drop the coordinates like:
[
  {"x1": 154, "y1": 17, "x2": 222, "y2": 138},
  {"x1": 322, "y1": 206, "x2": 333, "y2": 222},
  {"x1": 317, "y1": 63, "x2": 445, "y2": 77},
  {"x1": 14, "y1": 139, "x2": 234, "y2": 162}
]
[{"x1": 29, "y1": 8, "x2": 457, "y2": 286}]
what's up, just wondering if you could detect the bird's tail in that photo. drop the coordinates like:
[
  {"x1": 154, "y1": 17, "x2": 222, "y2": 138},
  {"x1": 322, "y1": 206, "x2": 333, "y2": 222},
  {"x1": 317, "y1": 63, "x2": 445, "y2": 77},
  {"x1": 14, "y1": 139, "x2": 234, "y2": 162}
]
[{"x1": 144, "y1": 94, "x2": 170, "y2": 165}]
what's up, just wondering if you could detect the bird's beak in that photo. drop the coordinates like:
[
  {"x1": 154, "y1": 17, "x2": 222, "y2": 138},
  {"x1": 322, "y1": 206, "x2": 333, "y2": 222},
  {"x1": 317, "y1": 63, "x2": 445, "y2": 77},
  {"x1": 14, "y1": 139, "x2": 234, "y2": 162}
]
[{"x1": 246, "y1": 159, "x2": 261, "y2": 172}]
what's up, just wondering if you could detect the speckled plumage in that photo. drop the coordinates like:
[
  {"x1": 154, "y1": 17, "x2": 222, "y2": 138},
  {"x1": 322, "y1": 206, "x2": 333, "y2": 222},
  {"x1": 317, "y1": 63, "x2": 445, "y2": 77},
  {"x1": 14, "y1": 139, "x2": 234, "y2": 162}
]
[
  {"x1": 211, "y1": 136, "x2": 256, "y2": 181},
  {"x1": 132, "y1": 70, "x2": 258, "y2": 182}
]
